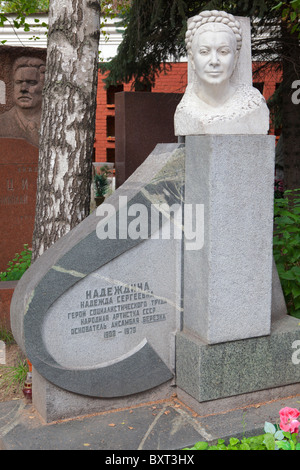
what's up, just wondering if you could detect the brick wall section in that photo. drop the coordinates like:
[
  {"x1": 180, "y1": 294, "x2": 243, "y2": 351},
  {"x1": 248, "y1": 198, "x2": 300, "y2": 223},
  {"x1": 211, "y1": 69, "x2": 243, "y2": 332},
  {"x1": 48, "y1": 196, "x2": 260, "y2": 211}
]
[
  {"x1": 253, "y1": 62, "x2": 282, "y2": 101},
  {"x1": 151, "y1": 63, "x2": 188, "y2": 94},
  {"x1": 95, "y1": 72, "x2": 132, "y2": 163},
  {"x1": 95, "y1": 62, "x2": 282, "y2": 163},
  {"x1": 253, "y1": 62, "x2": 282, "y2": 137}
]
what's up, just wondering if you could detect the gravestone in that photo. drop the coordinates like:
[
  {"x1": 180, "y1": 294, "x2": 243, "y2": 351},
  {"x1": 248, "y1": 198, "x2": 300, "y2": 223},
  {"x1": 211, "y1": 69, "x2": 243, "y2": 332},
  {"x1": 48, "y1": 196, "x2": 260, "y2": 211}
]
[
  {"x1": 0, "y1": 139, "x2": 38, "y2": 271},
  {"x1": 11, "y1": 144, "x2": 185, "y2": 421},
  {"x1": 10, "y1": 140, "x2": 299, "y2": 423},
  {"x1": 174, "y1": 10, "x2": 300, "y2": 410},
  {"x1": 0, "y1": 46, "x2": 46, "y2": 272},
  {"x1": 175, "y1": 11, "x2": 273, "y2": 344},
  {"x1": 10, "y1": 12, "x2": 300, "y2": 425}
]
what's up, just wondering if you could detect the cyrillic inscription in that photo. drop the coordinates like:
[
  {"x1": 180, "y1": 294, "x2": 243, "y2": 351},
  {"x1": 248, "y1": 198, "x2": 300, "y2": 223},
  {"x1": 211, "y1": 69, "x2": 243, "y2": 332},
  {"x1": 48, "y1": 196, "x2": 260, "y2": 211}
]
[{"x1": 66, "y1": 281, "x2": 167, "y2": 339}]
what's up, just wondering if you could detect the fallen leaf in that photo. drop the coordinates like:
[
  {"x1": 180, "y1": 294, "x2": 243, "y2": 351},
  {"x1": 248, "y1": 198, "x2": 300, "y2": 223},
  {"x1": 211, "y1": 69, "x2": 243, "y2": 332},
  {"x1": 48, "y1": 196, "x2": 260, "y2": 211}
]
[
  {"x1": 108, "y1": 423, "x2": 116, "y2": 427},
  {"x1": 83, "y1": 443, "x2": 90, "y2": 447},
  {"x1": 128, "y1": 426, "x2": 134, "y2": 430},
  {"x1": 164, "y1": 410, "x2": 170, "y2": 415}
]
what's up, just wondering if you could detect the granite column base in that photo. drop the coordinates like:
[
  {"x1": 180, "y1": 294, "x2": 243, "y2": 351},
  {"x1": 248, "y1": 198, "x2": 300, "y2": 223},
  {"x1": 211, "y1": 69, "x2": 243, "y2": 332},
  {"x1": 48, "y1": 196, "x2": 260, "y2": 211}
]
[{"x1": 176, "y1": 316, "x2": 300, "y2": 404}]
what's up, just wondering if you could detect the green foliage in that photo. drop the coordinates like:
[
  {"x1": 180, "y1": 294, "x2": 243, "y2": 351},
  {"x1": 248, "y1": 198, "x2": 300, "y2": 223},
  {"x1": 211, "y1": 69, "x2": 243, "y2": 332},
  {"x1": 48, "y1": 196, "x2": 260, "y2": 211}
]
[
  {"x1": 0, "y1": 355, "x2": 28, "y2": 396},
  {"x1": 100, "y1": 0, "x2": 131, "y2": 17},
  {"x1": 100, "y1": 0, "x2": 208, "y2": 89},
  {"x1": 184, "y1": 421, "x2": 300, "y2": 450},
  {"x1": 0, "y1": 0, "x2": 131, "y2": 48},
  {"x1": 272, "y1": 0, "x2": 300, "y2": 37},
  {"x1": 0, "y1": 244, "x2": 32, "y2": 282},
  {"x1": 0, "y1": 326, "x2": 15, "y2": 345},
  {"x1": 273, "y1": 189, "x2": 300, "y2": 319},
  {"x1": 185, "y1": 435, "x2": 267, "y2": 450},
  {"x1": 0, "y1": 0, "x2": 49, "y2": 13},
  {"x1": 99, "y1": 0, "x2": 131, "y2": 60},
  {"x1": 100, "y1": 0, "x2": 289, "y2": 88},
  {"x1": 0, "y1": 0, "x2": 49, "y2": 44},
  {"x1": 94, "y1": 165, "x2": 111, "y2": 197}
]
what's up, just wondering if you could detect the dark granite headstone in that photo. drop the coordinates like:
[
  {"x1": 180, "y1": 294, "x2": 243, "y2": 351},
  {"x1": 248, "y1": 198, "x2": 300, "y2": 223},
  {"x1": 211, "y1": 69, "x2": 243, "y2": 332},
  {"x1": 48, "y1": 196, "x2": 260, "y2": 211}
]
[{"x1": 115, "y1": 92, "x2": 183, "y2": 188}]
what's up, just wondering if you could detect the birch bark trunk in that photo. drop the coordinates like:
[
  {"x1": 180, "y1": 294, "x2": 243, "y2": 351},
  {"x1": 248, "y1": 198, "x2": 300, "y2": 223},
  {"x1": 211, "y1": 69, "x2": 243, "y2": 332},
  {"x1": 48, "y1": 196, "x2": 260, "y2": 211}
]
[{"x1": 32, "y1": 0, "x2": 100, "y2": 261}]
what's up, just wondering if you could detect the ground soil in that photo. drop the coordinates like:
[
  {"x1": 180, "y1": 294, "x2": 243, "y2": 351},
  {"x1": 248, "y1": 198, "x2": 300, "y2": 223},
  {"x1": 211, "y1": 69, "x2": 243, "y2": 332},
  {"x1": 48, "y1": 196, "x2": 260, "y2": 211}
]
[{"x1": 0, "y1": 343, "x2": 27, "y2": 402}]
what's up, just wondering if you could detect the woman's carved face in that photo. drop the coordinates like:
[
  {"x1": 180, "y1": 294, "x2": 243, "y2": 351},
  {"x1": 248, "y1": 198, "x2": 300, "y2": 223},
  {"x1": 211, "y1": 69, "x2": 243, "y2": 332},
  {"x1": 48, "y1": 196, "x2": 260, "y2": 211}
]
[{"x1": 191, "y1": 25, "x2": 238, "y2": 88}]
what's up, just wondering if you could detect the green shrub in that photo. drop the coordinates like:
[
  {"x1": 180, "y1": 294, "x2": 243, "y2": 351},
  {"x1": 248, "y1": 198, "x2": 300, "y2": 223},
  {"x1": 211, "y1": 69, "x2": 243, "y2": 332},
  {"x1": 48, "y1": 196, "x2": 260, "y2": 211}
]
[
  {"x1": 0, "y1": 356, "x2": 28, "y2": 396},
  {"x1": 0, "y1": 244, "x2": 32, "y2": 282},
  {"x1": 184, "y1": 419, "x2": 300, "y2": 451},
  {"x1": 273, "y1": 188, "x2": 300, "y2": 319},
  {"x1": 0, "y1": 325, "x2": 15, "y2": 345},
  {"x1": 185, "y1": 435, "x2": 267, "y2": 450},
  {"x1": 94, "y1": 165, "x2": 111, "y2": 197}
]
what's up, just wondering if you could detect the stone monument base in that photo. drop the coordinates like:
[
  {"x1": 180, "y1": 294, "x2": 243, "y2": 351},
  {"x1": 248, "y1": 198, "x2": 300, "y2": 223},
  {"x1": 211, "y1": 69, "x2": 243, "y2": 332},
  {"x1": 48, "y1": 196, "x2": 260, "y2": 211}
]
[
  {"x1": 32, "y1": 370, "x2": 176, "y2": 423},
  {"x1": 34, "y1": 314, "x2": 300, "y2": 423},
  {"x1": 176, "y1": 315, "x2": 300, "y2": 412},
  {"x1": 177, "y1": 383, "x2": 300, "y2": 417}
]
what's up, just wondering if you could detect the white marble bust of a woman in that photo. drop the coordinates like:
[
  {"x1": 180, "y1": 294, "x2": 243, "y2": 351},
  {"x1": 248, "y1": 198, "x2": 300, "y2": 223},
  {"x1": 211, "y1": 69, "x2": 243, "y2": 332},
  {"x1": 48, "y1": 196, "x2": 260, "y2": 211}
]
[{"x1": 174, "y1": 11, "x2": 269, "y2": 135}]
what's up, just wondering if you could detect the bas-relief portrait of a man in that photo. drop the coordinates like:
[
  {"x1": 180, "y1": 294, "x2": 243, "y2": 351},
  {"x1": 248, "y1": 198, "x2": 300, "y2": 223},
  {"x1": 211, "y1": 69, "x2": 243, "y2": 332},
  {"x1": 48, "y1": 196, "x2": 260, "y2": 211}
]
[
  {"x1": 0, "y1": 56, "x2": 45, "y2": 147},
  {"x1": 174, "y1": 10, "x2": 269, "y2": 135}
]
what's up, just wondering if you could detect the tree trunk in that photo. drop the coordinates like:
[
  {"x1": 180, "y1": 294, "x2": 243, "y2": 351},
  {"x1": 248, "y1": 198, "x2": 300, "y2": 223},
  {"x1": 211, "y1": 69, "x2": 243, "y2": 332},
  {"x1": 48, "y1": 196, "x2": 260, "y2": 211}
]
[
  {"x1": 32, "y1": 0, "x2": 100, "y2": 262},
  {"x1": 281, "y1": 21, "x2": 300, "y2": 191}
]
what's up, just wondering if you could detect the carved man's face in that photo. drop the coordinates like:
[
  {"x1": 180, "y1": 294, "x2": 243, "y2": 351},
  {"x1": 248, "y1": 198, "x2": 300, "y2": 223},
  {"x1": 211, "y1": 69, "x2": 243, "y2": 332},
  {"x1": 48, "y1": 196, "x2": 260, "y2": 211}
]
[
  {"x1": 13, "y1": 67, "x2": 43, "y2": 110},
  {"x1": 191, "y1": 27, "x2": 238, "y2": 87}
]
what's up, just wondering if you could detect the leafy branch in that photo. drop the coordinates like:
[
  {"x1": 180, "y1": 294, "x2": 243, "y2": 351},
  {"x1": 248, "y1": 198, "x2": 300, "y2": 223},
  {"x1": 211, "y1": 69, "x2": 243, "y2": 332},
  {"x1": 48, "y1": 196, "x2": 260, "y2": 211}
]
[
  {"x1": 272, "y1": 0, "x2": 300, "y2": 36},
  {"x1": 273, "y1": 188, "x2": 300, "y2": 319}
]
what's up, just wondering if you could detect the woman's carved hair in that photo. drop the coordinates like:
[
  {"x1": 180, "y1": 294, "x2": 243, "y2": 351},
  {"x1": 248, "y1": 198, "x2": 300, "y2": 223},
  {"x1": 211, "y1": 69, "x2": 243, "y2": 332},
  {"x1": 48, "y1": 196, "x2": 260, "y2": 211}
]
[{"x1": 185, "y1": 10, "x2": 242, "y2": 55}]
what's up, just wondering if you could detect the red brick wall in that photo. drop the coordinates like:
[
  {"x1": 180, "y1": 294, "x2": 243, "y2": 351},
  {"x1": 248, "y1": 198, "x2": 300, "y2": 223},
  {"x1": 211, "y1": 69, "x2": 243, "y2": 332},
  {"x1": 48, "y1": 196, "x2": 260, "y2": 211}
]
[
  {"x1": 95, "y1": 72, "x2": 132, "y2": 163},
  {"x1": 95, "y1": 61, "x2": 282, "y2": 163},
  {"x1": 151, "y1": 63, "x2": 188, "y2": 94}
]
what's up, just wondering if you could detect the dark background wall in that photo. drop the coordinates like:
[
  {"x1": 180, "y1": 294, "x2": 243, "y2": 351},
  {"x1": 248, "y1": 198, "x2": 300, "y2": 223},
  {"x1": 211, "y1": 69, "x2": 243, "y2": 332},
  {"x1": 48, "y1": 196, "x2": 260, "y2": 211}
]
[{"x1": 115, "y1": 92, "x2": 183, "y2": 188}]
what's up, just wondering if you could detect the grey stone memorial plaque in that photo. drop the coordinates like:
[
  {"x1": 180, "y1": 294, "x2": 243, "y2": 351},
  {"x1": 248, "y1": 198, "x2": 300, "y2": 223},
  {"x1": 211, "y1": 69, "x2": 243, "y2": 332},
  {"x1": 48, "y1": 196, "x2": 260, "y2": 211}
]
[{"x1": 11, "y1": 144, "x2": 184, "y2": 399}]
